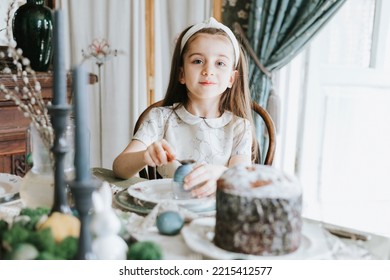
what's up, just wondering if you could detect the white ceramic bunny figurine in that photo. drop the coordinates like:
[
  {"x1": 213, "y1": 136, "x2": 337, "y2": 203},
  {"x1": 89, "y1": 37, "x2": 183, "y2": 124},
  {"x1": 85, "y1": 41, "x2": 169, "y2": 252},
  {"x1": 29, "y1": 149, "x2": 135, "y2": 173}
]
[{"x1": 90, "y1": 182, "x2": 128, "y2": 259}]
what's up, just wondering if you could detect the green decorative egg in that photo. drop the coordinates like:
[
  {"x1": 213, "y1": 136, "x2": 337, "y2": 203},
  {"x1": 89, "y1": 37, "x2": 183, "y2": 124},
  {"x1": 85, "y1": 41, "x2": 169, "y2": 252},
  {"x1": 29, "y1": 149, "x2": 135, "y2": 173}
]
[{"x1": 156, "y1": 211, "x2": 184, "y2": 236}]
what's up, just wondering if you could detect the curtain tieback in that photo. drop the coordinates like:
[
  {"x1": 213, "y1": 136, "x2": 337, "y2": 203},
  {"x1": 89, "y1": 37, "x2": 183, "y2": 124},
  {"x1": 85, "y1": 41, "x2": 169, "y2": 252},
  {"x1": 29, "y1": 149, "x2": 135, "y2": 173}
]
[
  {"x1": 232, "y1": 22, "x2": 272, "y2": 79},
  {"x1": 266, "y1": 88, "x2": 280, "y2": 134}
]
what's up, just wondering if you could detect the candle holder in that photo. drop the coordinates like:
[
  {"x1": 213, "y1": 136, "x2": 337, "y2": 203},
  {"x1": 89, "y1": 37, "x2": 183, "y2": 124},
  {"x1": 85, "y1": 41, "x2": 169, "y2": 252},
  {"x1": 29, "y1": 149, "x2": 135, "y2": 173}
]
[
  {"x1": 47, "y1": 104, "x2": 72, "y2": 214},
  {"x1": 69, "y1": 178, "x2": 99, "y2": 260}
]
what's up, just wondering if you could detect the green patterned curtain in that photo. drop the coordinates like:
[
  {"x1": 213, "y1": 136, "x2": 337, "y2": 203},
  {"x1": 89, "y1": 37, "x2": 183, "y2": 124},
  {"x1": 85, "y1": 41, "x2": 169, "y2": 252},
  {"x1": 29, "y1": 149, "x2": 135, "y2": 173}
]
[{"x1": 223, "y1": 0, "x2": 347, "y2": 161}]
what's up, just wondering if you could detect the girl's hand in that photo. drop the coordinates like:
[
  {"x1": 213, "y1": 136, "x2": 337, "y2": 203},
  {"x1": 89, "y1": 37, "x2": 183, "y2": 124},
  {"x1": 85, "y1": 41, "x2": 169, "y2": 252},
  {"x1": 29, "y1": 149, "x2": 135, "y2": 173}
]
[
  {"x1": 182, "y1": 163, "x2": 227, "y2": 198},
  {"x1": 144, "y1": 139, "x2": 176, "y2": 167}
]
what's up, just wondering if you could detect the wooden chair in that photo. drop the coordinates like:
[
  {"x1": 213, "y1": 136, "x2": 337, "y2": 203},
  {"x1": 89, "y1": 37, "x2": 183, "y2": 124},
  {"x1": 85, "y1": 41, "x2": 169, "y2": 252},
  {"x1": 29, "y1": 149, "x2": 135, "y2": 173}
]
[
  {"x1": 251, "y1": 101, "x2": 276, "y2": 165},
  {"x1": 133, "y1": 100, "x2": 276, "y2": 179}
]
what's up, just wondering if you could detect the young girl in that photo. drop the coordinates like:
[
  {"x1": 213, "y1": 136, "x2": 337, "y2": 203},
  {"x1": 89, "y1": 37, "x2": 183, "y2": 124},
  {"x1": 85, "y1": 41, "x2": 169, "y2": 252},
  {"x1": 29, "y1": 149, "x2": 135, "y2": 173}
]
[{"x1": 113, "y1": 17, "x2": 257, "y2": 198}]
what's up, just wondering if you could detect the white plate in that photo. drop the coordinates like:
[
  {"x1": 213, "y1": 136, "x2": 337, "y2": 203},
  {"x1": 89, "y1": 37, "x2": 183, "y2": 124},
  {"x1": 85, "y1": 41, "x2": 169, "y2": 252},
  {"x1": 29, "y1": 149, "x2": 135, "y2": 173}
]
[
  {"x1": 0, "y1": 173, "x2": 22, "y2": 199},
  {"x1": 181, "y1": 217, "x2": 333, "y2": 260},
  {"x1": 127, "y1": 179, "x2": 215, "y2": 212}
]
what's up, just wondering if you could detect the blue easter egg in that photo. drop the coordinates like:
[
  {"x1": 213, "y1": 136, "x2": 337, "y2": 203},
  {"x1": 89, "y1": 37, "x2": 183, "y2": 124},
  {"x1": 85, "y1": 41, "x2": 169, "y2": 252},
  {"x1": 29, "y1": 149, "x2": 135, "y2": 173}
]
[
  {"x1": 156, "y1": 211, "x2": 184, "y2": 236},
  {"x1": 173, "y1": 160, "x2": 195, "y2": 182}
]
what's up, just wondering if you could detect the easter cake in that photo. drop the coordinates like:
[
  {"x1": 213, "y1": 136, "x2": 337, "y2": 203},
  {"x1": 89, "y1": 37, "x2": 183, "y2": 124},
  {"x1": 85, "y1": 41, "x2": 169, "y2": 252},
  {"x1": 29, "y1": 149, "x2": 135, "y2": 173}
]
[{"x1": 213, "y1": 164, "x2": 302, "y2": 256}]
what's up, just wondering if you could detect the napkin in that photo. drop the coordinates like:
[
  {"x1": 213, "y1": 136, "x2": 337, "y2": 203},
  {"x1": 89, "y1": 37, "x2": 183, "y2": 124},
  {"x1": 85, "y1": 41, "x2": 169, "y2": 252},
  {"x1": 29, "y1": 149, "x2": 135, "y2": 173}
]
[{"x1": 117, "y1": 200, "x2": 213, "y2": 236}]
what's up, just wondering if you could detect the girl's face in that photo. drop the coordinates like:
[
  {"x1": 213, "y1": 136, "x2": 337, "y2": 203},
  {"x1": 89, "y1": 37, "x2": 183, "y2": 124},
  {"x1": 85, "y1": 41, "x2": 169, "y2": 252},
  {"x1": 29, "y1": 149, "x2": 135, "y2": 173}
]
[{"x1": 179, "y1": 33, "x2": 237, "y2": 102}]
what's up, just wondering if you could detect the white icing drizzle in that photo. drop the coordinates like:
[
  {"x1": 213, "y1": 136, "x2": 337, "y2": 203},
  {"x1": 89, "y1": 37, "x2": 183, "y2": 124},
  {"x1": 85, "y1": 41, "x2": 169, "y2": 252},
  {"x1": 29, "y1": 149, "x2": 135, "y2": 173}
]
[{"x1": 217, "y1": 164, "x2": 301, "y2": 199}]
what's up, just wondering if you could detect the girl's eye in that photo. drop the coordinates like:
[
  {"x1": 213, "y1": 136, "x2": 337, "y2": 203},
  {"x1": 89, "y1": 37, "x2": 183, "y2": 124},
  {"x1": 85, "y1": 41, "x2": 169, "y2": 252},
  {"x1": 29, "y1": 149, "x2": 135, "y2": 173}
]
[
  {"x1": 192, "y1": 59, "x2": 203, "y2": 64},
  {"x1": 217, "y1": 61, "x2": 226, "y2": 67}
]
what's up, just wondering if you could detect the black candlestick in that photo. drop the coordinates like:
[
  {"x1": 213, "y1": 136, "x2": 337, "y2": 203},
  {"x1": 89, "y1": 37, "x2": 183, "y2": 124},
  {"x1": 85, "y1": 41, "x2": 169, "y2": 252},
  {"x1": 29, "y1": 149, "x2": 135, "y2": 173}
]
[
  {"x1": 48, "y1": 104, "x2": 72, "y2": 214},
  {"x1": 69, "y1": 179, "x2": 98, "y2": 260}
]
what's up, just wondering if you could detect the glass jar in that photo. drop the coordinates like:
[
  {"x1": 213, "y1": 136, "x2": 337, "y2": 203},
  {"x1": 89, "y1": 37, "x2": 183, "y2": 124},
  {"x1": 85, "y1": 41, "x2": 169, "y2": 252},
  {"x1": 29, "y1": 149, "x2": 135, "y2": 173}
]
[{"x1": 20, "y1": 122, "x2": 74, "y2": 208}]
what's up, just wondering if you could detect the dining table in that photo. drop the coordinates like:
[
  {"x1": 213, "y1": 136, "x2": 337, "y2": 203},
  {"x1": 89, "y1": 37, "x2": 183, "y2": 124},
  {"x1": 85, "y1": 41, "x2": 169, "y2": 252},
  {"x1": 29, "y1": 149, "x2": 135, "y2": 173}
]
[{"x1": 1, "y1": 167, "x2": 390, "y2": 260}]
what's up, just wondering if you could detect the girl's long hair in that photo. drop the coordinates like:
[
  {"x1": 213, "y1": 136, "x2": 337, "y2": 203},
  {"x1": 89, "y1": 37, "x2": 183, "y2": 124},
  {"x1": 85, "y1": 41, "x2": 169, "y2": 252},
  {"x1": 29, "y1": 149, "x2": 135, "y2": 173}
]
[{"x1": 162, "y1": 27, "x2": 259, "y2": 162}]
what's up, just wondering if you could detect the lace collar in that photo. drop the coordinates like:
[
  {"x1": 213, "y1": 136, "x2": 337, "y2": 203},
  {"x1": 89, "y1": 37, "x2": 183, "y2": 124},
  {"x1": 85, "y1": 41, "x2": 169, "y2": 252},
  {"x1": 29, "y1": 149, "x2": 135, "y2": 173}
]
[{"x1": 173, "y1": 103, "x2": 233, "y2": 128}]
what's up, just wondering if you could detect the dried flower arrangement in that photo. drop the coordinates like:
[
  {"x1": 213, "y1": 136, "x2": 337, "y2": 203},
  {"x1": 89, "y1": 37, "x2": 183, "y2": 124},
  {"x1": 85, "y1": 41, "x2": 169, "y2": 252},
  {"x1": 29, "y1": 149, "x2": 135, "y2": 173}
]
[
  {"x1": 0, "y1": 1, "x2": 53, "y2": 151},
  {"x1": 0, "y1": 46, "x2": 54, "y2": 151}
]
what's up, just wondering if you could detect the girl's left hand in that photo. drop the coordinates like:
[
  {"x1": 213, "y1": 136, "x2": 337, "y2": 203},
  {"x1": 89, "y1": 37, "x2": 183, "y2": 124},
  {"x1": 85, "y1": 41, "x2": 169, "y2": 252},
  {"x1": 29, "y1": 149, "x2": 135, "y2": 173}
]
[{"x1": 182, "y1": 163, "x2": 227, "y2": 198}]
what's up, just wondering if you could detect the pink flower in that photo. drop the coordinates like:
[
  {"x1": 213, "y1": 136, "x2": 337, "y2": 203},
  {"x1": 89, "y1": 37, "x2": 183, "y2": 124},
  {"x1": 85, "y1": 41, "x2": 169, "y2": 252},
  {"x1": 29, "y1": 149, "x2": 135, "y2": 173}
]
[{"x1": 82, "y1": 38, "x2": 119, "y2": 66}]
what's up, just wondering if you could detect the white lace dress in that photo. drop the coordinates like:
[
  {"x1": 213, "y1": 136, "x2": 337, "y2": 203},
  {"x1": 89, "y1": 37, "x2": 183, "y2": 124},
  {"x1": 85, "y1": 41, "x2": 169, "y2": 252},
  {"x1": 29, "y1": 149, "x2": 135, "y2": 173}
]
[{"x1": 132, "y1": 104, "x2": 252, "y2": 177}]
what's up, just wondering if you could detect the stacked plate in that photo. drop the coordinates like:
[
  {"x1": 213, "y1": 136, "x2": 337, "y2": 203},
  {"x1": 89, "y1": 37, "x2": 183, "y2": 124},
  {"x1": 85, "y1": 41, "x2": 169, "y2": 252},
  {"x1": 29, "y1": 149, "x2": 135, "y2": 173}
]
[
  {"x1": 114, "y1": 179, "x2": 216, "y2": 216},
  {"x1": 0, "y1": 173, "x2": 22, "y2": 204}
]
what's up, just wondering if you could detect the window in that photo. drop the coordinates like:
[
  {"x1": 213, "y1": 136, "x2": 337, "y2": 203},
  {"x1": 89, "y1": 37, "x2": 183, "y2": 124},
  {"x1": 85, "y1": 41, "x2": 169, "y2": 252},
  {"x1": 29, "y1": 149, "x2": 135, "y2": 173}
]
[
  {"x1": 326, "y1": 0, "x2": 375, "y2": 68},
  {"x1": 278, "y1": 0, "x2": 390, "y2": 237}
]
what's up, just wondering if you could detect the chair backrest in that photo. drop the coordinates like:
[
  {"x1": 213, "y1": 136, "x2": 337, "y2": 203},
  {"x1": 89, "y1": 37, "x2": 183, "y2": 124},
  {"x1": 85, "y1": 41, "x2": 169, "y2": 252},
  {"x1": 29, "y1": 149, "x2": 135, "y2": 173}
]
[
  {"x1": 251, "y1": 101, "x2": 276, "y2": 165},
  {"x1": 133, "y1": 100, "x2": 276, "y2": 179}
]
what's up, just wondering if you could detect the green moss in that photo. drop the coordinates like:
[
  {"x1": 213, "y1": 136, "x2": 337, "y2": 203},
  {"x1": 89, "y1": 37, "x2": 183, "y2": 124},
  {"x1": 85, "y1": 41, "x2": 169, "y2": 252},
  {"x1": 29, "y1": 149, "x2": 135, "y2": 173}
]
[
  {"x1": 28, "y1": 227, "x2": 56, "y2": 253},
  {"x1": 127, "y1": 241, "x2": 163, "y2": 260},
  {"x1": 54, "y1": 236, "x2": 78, "y2": 260},
  {"x1": 17, "y1": 207, "x2": 51, "y2": 230},
  {"x1": 0, "y1": 220, "x2": 9, "y2": 239},
  {"x1": 36, "y1": 251, "x2": 61, "y2": 260},
  {"x1": 1, "y1": 208, "x2": 79, "y2": 260},
  {"x1": 2, "y1": 225, "x2": 30, "y2": 249}
]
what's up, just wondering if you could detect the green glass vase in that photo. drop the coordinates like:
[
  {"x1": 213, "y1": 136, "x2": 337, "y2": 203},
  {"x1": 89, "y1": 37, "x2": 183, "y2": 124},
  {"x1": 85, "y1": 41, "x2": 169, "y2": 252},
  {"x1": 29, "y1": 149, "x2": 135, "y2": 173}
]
[{"x1": 12, "y1": 0, "x2": 53, "y2": 71}]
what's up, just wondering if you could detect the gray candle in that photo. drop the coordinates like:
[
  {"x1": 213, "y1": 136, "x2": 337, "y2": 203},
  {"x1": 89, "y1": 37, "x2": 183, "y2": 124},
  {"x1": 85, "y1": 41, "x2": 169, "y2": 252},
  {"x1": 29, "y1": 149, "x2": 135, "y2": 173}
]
[
  {"x1": 53, "y1": 10, "x2": 66, "y2": 106},
  {"x1": 73, "y1": 64, "x2": 90, "y2": 182}
]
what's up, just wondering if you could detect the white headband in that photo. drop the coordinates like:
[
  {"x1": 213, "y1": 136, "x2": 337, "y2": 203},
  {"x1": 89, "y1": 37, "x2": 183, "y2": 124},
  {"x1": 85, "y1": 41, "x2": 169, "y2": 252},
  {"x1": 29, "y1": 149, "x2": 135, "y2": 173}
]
[{"x1": 180, "y1": 17, "x2": 240, "y2": 67}]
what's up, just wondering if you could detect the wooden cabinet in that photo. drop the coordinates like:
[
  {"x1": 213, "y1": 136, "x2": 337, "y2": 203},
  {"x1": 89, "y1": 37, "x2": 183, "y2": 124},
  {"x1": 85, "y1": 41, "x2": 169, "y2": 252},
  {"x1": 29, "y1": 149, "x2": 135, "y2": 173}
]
[{"x1": 0, "y1": 72, "x2": 97, "y2": 177}]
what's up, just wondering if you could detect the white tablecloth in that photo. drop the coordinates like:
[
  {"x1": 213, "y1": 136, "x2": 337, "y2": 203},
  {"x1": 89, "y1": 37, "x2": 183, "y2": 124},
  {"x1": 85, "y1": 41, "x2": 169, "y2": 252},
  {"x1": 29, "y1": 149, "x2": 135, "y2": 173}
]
[
  {"x1": 2, "y1": 196, "x2": 390, "y2": 260},
  {"x1": 1, "y1": 168, "x2": 389, "y2": 260}
]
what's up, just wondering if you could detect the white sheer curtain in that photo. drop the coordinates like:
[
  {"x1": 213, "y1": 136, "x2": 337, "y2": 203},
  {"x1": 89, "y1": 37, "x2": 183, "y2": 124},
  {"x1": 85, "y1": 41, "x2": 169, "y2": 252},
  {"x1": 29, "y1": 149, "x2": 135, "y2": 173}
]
[
  {"x1": 154, "y1": 0, "x2": 212, "y2": 100},
  {"x1": 58, "y1": 0, "x2": 147, "y2": 169},
  {"x1": 57, "y1": 0, "x2": 212, "y2": 170}
]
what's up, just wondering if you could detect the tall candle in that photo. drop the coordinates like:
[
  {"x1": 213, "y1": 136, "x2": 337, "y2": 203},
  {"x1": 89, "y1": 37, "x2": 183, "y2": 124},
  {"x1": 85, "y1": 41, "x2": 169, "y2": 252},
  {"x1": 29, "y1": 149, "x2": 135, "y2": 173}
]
[
  {"x1": 73, "y1": 64, "x2": 90, "y2": 182},
  {"x1": 53, "y1": 10, "x2": 66, "y2": 106}
]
